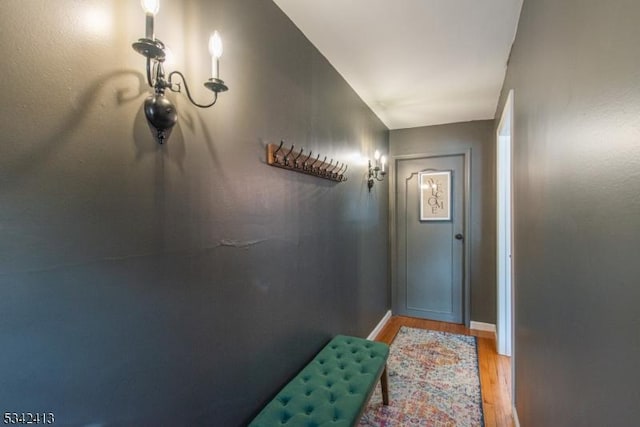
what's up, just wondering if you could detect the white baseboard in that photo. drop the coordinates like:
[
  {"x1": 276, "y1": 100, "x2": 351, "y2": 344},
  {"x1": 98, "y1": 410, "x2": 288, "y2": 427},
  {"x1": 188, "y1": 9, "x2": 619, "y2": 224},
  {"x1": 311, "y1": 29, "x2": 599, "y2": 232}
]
[
  {"x1": 367, "y1": 310, "x2": 392, "y2": 340},
  {"x1": 470, "y1": 321, "x2": 496, "y2": 333},
  {"x1": 513, "y1": 405, "x2": 520, "y2": 427},
  {"x1": 366, "y1": 316, "x2": 495, "y2": 340}
]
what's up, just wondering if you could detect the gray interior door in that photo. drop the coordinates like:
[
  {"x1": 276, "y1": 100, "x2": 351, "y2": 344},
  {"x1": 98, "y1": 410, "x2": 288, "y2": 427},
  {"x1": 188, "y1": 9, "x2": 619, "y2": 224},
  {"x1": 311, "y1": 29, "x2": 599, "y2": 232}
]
[{"x1": 394, "y1": 154, "x2": 465, "y2": 323}]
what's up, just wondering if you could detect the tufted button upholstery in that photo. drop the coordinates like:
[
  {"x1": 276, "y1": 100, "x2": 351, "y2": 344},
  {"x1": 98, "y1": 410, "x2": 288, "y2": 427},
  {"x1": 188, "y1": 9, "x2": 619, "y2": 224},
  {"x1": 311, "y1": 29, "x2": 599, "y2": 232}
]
[{"x1": 249, "y1": 335, "x2": 389, "y2": 427}]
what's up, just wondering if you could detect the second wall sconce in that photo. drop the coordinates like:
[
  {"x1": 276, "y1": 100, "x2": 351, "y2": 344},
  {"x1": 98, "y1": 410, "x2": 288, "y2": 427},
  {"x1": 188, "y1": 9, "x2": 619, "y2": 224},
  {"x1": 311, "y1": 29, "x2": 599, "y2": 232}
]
[
  {"x1": 132, "y1": 0, "x2": 229, "y2": 144},
  {"x1": 368, "y1": 150, "x2": 387, "y2": 191}
]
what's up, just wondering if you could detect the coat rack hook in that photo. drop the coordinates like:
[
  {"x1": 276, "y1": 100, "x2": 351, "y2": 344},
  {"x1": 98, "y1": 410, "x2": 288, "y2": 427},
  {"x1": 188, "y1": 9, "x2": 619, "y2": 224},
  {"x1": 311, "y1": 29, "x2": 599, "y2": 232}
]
[
  {"x1": 272, "y1": 140, "x2": 284, "y2": 164},
  {"x1": 284, "y1": 145, "x2": 295, "y2": 166},
  {"x1": 315, "y1": 156, "x2": 327, "y2": 174},
  {"x1": 293, "y1": 148, "x2": 304, "y2": 168},
  {"x1": 322, "y1": 159, "x2": 334, "y2": 175},
  {"x1": 332, "y1": 163, "x2": 343, "y2": 178},
  {"x1": 303, "y1": 151, "x2": 314, "y2": 170},
  {"x1": 329, "y1": 162, "x2": 341, "y2": 177},
  {"x1": 339, "y1": 164, "x2": 348, "y2": 181},
  {"x1": 310, "y1": 154, "x2": 321, "y2": 171}
]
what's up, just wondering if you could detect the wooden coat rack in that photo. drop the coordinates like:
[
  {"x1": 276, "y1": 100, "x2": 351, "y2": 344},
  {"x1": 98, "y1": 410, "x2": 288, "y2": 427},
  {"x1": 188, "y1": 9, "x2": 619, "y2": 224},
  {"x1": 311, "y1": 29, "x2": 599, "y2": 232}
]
[{"x1": 266, "y1": 141, "x2": 348, "y2": 183}]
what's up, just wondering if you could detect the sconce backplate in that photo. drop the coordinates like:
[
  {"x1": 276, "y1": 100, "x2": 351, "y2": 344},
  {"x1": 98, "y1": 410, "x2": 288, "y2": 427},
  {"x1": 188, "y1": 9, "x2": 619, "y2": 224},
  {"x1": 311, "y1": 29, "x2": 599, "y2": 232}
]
[{"x1": 143, "y1": 94, "x2": 177, "y2": 144}]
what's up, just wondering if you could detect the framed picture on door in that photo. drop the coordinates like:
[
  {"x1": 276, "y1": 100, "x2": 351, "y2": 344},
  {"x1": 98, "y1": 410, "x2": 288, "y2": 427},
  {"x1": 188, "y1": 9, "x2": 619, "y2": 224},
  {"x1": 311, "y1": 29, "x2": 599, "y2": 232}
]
[{"x1": 419, "y1": 170, "x2": 451, "y2": 221}]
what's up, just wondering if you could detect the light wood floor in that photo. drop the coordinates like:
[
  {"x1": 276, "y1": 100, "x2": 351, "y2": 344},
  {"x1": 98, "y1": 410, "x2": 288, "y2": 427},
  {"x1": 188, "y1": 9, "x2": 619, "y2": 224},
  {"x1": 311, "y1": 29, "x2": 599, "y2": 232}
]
[{"x1": 374, "y1": 316, "x2": 513, "y2": 427}]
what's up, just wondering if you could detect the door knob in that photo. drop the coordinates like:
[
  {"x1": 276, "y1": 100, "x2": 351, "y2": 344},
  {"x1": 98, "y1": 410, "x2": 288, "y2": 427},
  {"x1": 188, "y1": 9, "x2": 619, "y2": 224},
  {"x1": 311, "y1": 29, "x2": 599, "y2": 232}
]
[{"x1": 455, "y1": 233, "x2": 464, "y2": 241}]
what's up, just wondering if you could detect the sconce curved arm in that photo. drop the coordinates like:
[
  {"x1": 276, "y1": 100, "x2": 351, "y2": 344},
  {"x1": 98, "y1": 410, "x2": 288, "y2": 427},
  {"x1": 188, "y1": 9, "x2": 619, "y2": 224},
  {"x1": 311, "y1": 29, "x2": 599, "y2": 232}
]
[
  {"x1": 146, "y1": 57, "x2": 156, "y2": 88},
  {"x1": 167, "y1": 70, "x2": 219, "y2": 108}
]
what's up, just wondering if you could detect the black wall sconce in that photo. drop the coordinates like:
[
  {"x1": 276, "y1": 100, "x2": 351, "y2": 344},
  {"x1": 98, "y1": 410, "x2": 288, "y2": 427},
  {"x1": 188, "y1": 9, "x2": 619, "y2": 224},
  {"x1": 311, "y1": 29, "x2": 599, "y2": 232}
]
[
  {"x1": 368, "y1": 150, "x2": 387, "y2": 191},
  {"x1": 132, "y1": 0, "x2": 229, "y2": 143}
]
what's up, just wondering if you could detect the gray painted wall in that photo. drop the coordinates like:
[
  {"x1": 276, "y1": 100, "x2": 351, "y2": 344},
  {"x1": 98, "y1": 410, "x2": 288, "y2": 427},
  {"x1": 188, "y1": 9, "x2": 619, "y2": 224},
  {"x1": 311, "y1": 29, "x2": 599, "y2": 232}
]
[
  {"x1": 0, "y1": 1, "x2": 389, "y2": 425},
  {"x1": 495, "y1": 0, "x2": 640, "y2": 424},
  {"x1": 390, "y1": 121, "x2": 496, "y2": 324}
]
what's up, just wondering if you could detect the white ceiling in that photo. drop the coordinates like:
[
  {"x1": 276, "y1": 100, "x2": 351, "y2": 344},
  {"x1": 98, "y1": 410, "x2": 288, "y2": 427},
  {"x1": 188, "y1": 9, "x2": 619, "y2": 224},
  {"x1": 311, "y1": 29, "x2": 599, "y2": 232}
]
[{"x1": 272, "y1": 0, "x2": 523, "y2": 130}]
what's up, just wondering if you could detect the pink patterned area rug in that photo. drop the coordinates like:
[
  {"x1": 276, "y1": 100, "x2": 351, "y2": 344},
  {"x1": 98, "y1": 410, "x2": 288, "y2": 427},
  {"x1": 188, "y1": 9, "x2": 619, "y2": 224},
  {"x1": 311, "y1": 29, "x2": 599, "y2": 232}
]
[{"x1": 360, "y1": 327, "x2": 484, "y2": 427}]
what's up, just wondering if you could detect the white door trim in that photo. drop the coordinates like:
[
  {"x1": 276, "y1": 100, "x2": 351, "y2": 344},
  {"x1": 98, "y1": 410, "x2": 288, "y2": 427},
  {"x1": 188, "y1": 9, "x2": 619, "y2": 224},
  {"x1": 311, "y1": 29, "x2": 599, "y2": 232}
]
[
  {"x1": 497, "y1": 89, "x2": 516, "y2": 411},
  {"x1": 497, "y1": 89, "x2": 514, "y2": 357}
]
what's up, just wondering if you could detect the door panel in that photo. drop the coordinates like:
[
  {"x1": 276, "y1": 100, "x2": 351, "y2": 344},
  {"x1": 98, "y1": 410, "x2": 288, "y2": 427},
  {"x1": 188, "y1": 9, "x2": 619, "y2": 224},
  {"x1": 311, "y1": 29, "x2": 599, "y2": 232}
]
[{"x1": 395, "y1": 155, "x2": 465, "y2": 323}]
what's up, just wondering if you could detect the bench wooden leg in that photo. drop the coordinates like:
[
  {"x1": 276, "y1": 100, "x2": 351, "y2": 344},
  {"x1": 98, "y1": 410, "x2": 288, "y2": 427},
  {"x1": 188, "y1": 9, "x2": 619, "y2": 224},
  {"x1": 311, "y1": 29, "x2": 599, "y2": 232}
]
[{"x1": 380, "y1": 365, "x2": 389, "y2": 405}]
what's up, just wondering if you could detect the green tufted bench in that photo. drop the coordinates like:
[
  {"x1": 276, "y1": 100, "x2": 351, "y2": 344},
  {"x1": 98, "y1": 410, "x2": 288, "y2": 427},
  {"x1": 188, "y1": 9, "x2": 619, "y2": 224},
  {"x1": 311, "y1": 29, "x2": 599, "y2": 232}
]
[{"x1": 249, "y1": 335, "x2": 390, "y2": 427}]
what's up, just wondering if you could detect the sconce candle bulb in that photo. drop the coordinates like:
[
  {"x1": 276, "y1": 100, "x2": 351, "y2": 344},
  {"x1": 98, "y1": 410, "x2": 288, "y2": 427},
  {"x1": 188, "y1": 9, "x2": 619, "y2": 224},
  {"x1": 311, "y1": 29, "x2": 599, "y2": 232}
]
[
  {"x1": 141, "y1": 0, "x2": 159, "y2": 39},
  {"x1": 131, "y1": 0, "x2": 229, "y2": 144},
  {"x1": 209, "y1": 31, "x2": 223, "y2": 79},
  {"x1": 141, "y1": 0, "x2": 160, "y2": 14}
]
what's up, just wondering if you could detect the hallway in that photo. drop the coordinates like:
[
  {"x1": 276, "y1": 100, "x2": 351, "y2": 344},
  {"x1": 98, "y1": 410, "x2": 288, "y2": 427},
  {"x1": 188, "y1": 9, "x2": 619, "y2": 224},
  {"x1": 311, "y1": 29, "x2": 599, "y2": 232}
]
[{"x1": 1, "y1": 0, "x2": 639, "y2": 424}]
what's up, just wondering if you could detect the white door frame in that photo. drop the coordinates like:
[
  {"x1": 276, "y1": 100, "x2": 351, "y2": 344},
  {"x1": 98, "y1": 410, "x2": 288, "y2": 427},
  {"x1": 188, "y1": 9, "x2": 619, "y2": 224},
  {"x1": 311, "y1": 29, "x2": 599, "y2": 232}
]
[{"x1": 497, "y1": 89, "x2": 514, "y2": 358}]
